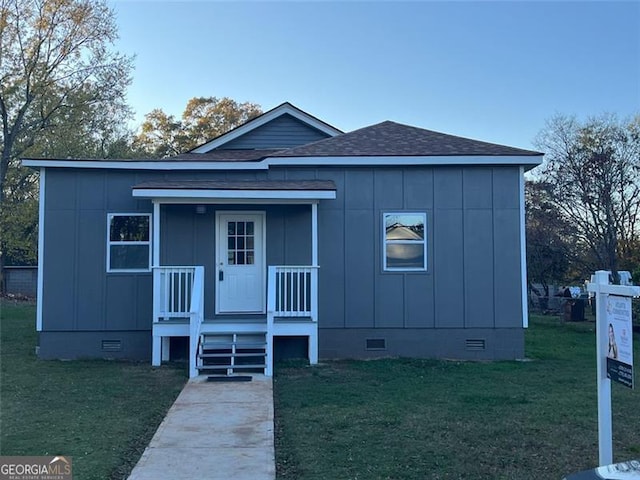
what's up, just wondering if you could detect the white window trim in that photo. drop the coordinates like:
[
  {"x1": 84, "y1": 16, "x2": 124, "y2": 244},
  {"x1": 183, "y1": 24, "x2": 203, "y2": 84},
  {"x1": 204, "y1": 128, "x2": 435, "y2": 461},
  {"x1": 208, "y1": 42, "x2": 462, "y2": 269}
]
[
  {"x1": 382, "y1": 212, "x2": 428, "y2": 272},
  {"x1": 107, "y1": 213, "x2": 152, "y2": 273}
]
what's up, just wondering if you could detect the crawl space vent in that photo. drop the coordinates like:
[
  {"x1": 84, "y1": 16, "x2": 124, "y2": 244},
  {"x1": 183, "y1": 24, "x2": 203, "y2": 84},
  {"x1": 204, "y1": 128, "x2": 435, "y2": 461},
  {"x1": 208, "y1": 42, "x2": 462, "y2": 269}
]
[
  {"x1": 101, "y1": 340, "x2": 122, "y2": 352},
  {"x1": 465, "y1": 339, "x2": 486, "y2": 351},
  {"x1": 366, "y1": 338, "x2": 387, "y2": 351}
]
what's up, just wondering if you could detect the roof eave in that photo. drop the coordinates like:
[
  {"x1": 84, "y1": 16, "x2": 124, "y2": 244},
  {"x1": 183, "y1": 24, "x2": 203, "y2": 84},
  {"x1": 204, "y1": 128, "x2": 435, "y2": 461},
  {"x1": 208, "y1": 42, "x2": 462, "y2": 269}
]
[{"x1": 22, "y1": 154, "x2": 543, "y2": 170}]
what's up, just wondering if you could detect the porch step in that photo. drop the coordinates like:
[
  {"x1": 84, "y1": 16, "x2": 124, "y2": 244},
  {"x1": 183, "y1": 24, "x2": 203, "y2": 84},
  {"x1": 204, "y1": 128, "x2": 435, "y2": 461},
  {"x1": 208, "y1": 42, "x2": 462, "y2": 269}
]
[
  {"x1": 199, "y1": 364, "x2": 266, "y2": 371},
  {"x1": 197, "y1": 331, "x2": 267, "y2": 376},
  {"x1": 199, "y1": 352, "x2": 265, "y2": 358},
  {"x1": 201, "y1": 342, "x2": 267, "y2": 349}
]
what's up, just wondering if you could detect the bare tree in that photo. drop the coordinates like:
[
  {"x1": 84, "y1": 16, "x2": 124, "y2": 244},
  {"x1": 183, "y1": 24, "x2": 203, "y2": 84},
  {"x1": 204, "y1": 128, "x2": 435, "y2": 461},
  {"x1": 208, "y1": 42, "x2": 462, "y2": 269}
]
[
  {"x1": 525, "y1": 180, "x2": 574, "y2": 307},
  {"x1": 532, "y1": 114, "x2": 640, "y2": 281}
]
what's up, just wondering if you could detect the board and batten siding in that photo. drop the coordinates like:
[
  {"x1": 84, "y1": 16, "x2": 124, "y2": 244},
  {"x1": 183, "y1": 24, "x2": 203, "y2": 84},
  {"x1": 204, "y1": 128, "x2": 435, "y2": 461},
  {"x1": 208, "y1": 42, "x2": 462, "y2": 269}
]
[
  {"x1": 303, "y1": 166, "x2": 523, "y2": 329},
  {"x1": 309, "y1": 165, "x2": 524, "y2": 360},
  {"x1": 220, "y1": 113, "x2": 331, "y2": 149},
  {"x1": 38, "y1": 164, "x2": 524, "y2": 360},
  {"x1": 39, "y1": 169, "x2": 154, "y2": 359}
]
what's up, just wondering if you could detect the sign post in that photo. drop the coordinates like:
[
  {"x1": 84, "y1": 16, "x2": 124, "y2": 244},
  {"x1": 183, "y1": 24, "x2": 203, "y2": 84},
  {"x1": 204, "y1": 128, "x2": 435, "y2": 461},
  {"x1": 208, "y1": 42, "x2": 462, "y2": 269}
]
[{"x1": 587, "y1": 271, "x2": 639, "y2": 466}]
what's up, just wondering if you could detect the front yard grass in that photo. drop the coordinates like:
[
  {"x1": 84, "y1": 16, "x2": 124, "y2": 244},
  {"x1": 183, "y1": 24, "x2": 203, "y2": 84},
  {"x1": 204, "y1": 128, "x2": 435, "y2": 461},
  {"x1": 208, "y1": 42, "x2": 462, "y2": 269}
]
[
  {"x1": 0, "y1": 300, "x2": 187, "y2": 480},
  {"x1": 274, "y1": 316, "x2": 640, "y2": 479}
]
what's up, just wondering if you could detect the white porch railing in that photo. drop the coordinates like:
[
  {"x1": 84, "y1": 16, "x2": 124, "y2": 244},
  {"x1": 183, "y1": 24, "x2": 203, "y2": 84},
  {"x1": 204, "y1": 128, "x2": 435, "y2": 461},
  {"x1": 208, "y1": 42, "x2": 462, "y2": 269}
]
[
  {"x1": 267, "y1": 266, "x2": 319, "y2": 320},
  {"x1": 152, "y1": 266, "x2": 204, "y2": 378},
  {"x1": 153, "y1": 266, "x2": 197, "y2": 321},
  {"x1": 266, "y1": 266, "x2": 318, "y2": 376}
]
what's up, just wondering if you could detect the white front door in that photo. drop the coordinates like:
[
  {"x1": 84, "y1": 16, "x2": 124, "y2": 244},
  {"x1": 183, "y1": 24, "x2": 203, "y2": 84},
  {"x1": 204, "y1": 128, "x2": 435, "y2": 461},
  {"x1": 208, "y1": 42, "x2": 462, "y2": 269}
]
[{"x1": 216, "y1": 212, "x2": 265, "y2": 313}]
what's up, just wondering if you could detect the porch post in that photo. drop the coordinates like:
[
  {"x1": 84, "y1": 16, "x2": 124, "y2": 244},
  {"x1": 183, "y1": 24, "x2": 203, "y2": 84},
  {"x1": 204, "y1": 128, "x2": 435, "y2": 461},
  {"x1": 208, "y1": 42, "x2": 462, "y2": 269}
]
[
  {"x1": 309, "y1": 328, "x2": 318, "y2": 365},
  {"x1": 152, "y1": 201, "x2": 160, "y2": 267},
  {"x1": 311, "y1": 202, "x2": 318, "y2": 266},
  {"x1": 152, "y1": 335, "x2": 161, "y2": 366},
  {"x1": 161, "y1": 337, "x2": 170, "y2": 362},
  {"x1": 152, "y1": 202, "x2": 162, "y2": 367},
  {"x1": 310, "y1": 202, "x2": 319, "y2": 366}
]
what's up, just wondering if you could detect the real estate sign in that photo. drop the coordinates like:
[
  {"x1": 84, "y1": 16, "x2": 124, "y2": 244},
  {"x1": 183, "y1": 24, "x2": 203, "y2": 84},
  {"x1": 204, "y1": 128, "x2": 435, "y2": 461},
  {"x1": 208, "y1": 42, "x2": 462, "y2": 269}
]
[{"x1": 605, "y1": 295, "x2": 634, "y2": 389}]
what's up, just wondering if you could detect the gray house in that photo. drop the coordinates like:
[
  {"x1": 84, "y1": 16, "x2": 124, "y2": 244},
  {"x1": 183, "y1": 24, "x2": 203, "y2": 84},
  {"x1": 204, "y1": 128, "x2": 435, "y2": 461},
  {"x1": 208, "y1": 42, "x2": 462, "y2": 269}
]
[{"x1": 24, "y1": 103, "x2": 543, "y2": 377}]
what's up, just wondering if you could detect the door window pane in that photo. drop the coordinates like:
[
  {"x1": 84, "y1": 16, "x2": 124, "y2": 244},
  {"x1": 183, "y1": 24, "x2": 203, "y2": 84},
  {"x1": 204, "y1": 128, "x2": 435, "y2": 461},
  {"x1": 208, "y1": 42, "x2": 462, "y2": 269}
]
[{"x1": 226, "y1": 220, "x2": 255, "y2": 266}]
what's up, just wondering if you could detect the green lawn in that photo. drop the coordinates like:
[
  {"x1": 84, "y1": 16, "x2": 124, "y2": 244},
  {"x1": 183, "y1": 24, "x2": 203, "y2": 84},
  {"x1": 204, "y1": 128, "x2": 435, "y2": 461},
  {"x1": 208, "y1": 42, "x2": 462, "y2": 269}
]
[
  {"x1": 274, "y1": 316, "x2": 640, "y2": 480},
  {"x1": 0, "y1": 301, "x2": 187, "y2": 480},
  {"x1": 3, "y1": 302, "x2": 638, "y2": 479}
]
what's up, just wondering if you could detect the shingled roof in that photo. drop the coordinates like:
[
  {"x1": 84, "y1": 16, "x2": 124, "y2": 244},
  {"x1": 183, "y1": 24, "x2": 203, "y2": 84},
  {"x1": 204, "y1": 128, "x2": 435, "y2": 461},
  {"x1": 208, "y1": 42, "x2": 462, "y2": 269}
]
[
  {"x1": 171, "y1": 149, "x2": 280, "y2": 162},
  {"x1": 270, "y1": 121, "x2": 542, "y2": 157}
]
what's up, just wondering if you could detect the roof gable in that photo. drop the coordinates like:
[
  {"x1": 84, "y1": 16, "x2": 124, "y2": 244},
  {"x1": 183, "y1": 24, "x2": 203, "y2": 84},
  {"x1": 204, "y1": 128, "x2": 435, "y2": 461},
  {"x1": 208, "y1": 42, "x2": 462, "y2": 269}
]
[
  {"x1": 190, "y1": 102, "x2": 343, "y2": 153},
  {"x1": 272, "y1": 121, "x2": 542, "y2": 157},
  {"x1": 220, "y1": 113, "x2": 333, "y2": 150}
]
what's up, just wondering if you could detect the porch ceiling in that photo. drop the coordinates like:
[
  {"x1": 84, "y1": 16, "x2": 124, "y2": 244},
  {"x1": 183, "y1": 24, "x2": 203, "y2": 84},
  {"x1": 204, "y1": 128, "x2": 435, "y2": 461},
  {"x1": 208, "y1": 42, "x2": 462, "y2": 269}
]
[{"x1": 132, "y1": 179, "x2": 337, "y2": 202}]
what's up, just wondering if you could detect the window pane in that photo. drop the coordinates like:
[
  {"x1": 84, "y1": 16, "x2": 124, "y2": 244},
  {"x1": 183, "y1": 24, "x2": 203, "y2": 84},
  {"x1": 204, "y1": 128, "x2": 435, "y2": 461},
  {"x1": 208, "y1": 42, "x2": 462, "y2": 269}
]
[
  {"x1": 246, "y1": 252, "x2": 254, "y2": 265},
  {"x1": 237, "y1": 252, "x2": 245, "y2": 265},
  {"x1": 110, "y1": 216, "x2": 150, "y2": 242},
  {"x1": 228, "y1": 222, "x2": 236, "y2": 235},
  {"x1": 386, "y1": 243, "x2": 425, "y2": 269},
  {"x1": 237, "y1": 237, "x2": 245, "y2": 249},
  {"x1": 228, "y1": 237, "x2": 235, "y2": 250},
  {"x1": 246, "y1": 222, "x2": 254, "y2": 235},
  {"x1": 247, "y1": 236, "x2": 254, "y2": 249},
  {"x1": 110, "y1": 245, "x2": 149, "y2": 270},
  {"x1": 228, "y1": 252, "x2": 235, "y2": 265},
  {"x1": 385, "y1": 214, "x2": 424, "y2": 241},
  {"x1": 237, "y1": 222, "x2": 245, "y2": 235}
]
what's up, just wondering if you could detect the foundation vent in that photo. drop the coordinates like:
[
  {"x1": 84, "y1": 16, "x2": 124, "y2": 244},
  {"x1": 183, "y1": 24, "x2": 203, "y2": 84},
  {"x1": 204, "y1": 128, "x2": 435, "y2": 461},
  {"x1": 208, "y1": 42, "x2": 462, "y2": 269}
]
[
  {"x1": 101, "y1": 340, "x2": 122, "y2": 352},
  {"x1": 366, "y1": 338, "x2": 387, "y2": 351},
  {"x1": 465, "y1": 339, "x2": 486, "y2": 351}
]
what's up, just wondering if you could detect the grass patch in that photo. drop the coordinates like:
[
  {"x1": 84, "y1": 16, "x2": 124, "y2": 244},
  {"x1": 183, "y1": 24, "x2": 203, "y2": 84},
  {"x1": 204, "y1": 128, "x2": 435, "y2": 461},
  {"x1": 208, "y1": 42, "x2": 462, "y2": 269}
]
[
  {"x1": 274, "y1": 316, "x2": 640, "y2": 479},
  {"x1": 0, "y1": 300, "x2": 187, "y2": 479}
]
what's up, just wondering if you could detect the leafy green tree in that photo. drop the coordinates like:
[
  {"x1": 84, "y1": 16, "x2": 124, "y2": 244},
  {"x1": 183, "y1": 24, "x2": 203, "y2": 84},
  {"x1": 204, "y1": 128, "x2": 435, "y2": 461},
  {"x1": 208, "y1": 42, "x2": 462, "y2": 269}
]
[
  {"x1": 0, "y1": 0, "x2": 134, "y2": 198},
  {"x1": 134, "y1": 97, "x2": 262, "y2": 157},
  {"x1": 0, "y1": 0, "x2": 134, "y2": 278},
  {"x1": 533, "y1": 114, "x2": 640, "y2": 281}
]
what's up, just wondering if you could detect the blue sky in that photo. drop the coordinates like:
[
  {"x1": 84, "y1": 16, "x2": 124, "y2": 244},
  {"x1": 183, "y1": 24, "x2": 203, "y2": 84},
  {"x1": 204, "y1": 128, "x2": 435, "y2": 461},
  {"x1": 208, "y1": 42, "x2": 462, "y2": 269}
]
[{"x1": 111, "y1": 1, "x2": 639, "y2": 150}]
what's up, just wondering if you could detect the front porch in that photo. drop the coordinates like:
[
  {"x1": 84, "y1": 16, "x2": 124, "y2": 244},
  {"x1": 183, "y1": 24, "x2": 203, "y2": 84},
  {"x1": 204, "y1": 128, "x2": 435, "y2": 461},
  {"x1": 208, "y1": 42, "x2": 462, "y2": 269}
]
[
  {"x1": 132, "y1": 179, "x2": 335, "y2": 378},
  {"x1": 151, "y1": 265, "x2": 319, "y2": 378}
]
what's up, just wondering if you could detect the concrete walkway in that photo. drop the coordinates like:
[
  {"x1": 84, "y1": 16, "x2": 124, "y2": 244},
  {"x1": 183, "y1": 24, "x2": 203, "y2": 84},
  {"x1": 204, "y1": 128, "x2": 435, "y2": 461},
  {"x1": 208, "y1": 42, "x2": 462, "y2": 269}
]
[{"x1": 128, "y1": 375, "x2": 275, "y2": 480}]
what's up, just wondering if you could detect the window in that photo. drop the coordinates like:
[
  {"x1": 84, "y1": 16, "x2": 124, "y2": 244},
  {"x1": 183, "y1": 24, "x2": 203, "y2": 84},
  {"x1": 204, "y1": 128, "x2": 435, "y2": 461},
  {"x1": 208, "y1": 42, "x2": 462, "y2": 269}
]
[
  {"x1": 227, "y1": 220, "x2": 255, "y2": 265},
  {"x1": 107, "y1": 214, "x2": 151, "y2": 272},
  {"x1": 383, "y1": 212, "x2": 427, "y2": 271}
]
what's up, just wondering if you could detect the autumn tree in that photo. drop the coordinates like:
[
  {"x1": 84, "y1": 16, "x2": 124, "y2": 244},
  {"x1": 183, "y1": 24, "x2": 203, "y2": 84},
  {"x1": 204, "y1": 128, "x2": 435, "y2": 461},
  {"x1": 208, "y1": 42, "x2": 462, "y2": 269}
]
[
  {"x1": 0, "y1": 0, "x2": 134, "y2": 274},
  {"x1": 532, "y1": 114, "x2": 640, "y2": 281},
  {"x1": 134, "y1": 97, "x2": 262, "y2": 157}
]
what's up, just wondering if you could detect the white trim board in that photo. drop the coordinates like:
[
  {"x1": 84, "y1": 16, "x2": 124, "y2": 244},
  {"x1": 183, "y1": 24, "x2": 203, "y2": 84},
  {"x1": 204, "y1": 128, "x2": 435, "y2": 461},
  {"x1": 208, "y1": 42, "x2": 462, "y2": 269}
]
[
  {"x1": 36, "y1": 168, "x2": 45, "y2": 332},
  {"x1": 132, "y1": 188, "x2": 336, "y2": 201},
  {"x1": 21, "y1": 159, "x2": 267, "y2": 170},
  {"x1": 148, "y1": 198, "x2": 321, "y2": 205},
  {"x1": 519, "y1": 166, "x2": 529, "y2": 329},
  {"x1": 23, "y1": 154, "x2": 543, "y2": 171},
  {"x1": 265, "y1": 155, "x2": 543, "y2": 168}
]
